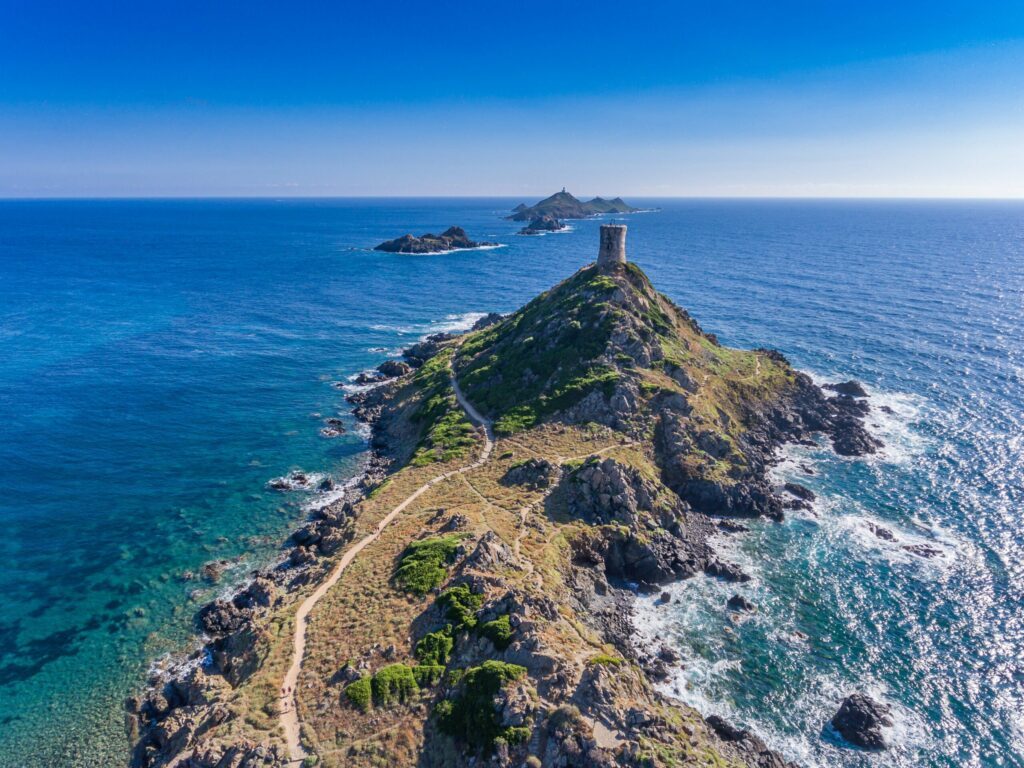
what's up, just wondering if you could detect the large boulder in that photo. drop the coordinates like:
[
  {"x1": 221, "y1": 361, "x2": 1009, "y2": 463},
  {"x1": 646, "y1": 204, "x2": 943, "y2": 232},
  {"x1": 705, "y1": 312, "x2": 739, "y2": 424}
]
[
  {"x1": 501, "y1": 458, "x2": 557, "y2": 490},
  {"x1": 825, "y1": 380, "x2": 868, "y2": 398},
  {"x1": 377, "y1": 359, "x2": 412, "y2": 378},
  {"x1": 831, "y1": 693, "x2": 893, "y2": 750}
]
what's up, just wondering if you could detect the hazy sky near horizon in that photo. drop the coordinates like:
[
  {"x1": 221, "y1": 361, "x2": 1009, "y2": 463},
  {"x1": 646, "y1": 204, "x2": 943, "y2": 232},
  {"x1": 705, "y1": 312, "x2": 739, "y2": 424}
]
[{"x1": 2, "y1": 0, "x2": 1023, "y2": 198}]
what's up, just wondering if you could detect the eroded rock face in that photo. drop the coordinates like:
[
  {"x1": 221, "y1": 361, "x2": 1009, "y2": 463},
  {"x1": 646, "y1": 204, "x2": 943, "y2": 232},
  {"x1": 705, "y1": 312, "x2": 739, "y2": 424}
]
[
  {"x1": 377, "y1": 359, "x2": 411, "y2": 378},
  {"x1": 831, "y1": 693, "x2": 894, "y2": 750},
  {"x1": 402, "y1": 333, "x2": 456, "y2": 368},
  {"x1": 564, "y1": 457, "x2": 678, "y2": 528},
  {"x1": 471, "y1": 312, "x2": 504, "y2": 331},
  {"x1": 569, "y1": 517, "x2": 710, "y2": 590},
  {"x1": 706, "y1": 715, "x2": 799, "y2": 768}
]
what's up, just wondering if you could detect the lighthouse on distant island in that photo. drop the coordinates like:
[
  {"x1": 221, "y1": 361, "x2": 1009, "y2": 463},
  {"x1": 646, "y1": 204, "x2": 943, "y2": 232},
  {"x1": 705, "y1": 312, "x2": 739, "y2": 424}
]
[{"x1": 597, "y1": 224, "x2": 627, "y2": 272}]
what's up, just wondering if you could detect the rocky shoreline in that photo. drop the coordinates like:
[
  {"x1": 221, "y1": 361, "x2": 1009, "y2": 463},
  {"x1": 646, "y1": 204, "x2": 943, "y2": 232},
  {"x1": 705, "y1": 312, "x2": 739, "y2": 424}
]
[{"x1": 124, "y1": 336, "x2": 434, "y2": 767}]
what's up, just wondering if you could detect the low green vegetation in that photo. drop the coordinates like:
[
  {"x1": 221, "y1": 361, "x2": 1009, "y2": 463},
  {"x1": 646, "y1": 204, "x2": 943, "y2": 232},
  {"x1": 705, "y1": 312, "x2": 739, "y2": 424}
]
[
  {"x1": 412, "y1": 664, "x2": 445, "y2": 688},
  {"x1": 370, "y1": 663, "x2": 419, "y2": 707},
  {"x1": 345, "y1": 659, "x2": 446, "y2": 713},
  {"x1": 393, "y1": 535, "x2": 464, "y2": 596},
  {"x1": 437, "y1": 584, "x2": 483, "y2": 630},
  {"x1": 586, "y1": 653, "x2": 623, "y2": 666},
  {"x1": 435, "y1": 661, "x2": 529, "y2": 752},
  {"x1": 410, "y1": 349, "x2": 478, "y2": 465},
  {"x1": 478, "y1": 614, "x2": 513, "y2": 650},
  {"x1": 415, "y1": 626, "x2": 454, "y2": 666},
  {"x1": 344, "y1": 676, "x2": 372, "y2": 712},
  {"x1": 456, "y1": 266, "x2": 622, "y2": 435}
]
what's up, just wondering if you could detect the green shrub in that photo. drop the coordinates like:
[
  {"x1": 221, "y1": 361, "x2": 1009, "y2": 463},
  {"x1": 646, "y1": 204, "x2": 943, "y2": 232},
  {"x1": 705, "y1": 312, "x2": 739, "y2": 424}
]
[
  {"x1": 586, "y1": 654, "x2": 623, "y2": 666},
  {"x1": 502, "y1": 726, "x2": 531, "y2": 745},
  {"x1": 415, "y1": 625, "x2": 454, "y2": 666},
  {"x1": 479, "y1": 614, "x2": 513, "y2": 650},
  {"x1": 371, "y1": 663, "x2": 419, "y2": 707},
  {"x1": 437, "y1": 584, "x2": 483, "y2": 630},
  {"x1": 454, "y1": 266, "x2": 623, "y2": 435},
  {"x1": 435, "y1": 661, "x2": 528, "y2": 752},
  {"x1": 394, "y1": 535, "x2": 464, "y2": 596},
  {"x1": 344, "y1": 676, "x2": 372, "y2": 712},
  {"x1": 410, "y1": 349, "x2": 478, "y2": 465},
  {"x1": 412, "y1": 664, "x2": 445, "y2": 687}
]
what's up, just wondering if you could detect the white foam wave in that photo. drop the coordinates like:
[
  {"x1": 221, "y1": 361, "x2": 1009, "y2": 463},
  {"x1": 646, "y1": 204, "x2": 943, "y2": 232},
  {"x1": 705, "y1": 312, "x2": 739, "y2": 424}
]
[
  {"x1": 832, "y1": 508, "x2": 957, "y2": 569},
  {"x1": 375, "y1": 243, "x2": 507, "y2": 256},
  {"x1": 635, "y1": 583, "x2": 935, "y2": 766},
  {"x1": 301, "y1": 469, "x2": 366, "y2": 513},
  {"x1": 369, "y1": 311, "x2": 487, "y2": 338},
  {"x1": 803, "y1": 370, "x2": 931, "y2": 467}
]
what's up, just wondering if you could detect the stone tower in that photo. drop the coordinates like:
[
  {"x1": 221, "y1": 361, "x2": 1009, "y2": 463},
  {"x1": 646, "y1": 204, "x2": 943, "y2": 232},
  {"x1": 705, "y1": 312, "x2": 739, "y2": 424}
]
[{"x1": 597, "y1": 224, "x2": 627, "y2": 272}]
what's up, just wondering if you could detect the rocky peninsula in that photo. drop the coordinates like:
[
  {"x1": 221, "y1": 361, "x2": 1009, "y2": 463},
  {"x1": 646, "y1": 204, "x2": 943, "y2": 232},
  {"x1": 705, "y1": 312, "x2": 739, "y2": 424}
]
[
  {"x1": 127, "y1": 225, "x2": 879, "y2": 768},
  {"x1": 374, "y1": 226, "x2": 498, "y2": 254},
  {"x1": 509, "y1": 190, "x2": 640, "y2": 221}
]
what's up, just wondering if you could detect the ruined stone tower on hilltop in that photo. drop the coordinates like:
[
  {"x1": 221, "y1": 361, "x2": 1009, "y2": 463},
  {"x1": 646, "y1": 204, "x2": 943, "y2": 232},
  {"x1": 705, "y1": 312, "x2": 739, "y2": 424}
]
[{"x1": 597, "y1": 224, "x2": 627, "y2": 273}]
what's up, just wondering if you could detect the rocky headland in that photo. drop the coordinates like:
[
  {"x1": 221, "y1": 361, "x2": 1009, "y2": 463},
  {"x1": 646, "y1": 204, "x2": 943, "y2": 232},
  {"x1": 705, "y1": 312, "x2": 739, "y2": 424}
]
[
  {"x1": 509, "y1": 190, "x2": 641, "y2": 221},
  {"x1": 127, "y1": 225, "x2": 880, "y2": 768},
  {"x1": 374, "y1": 226, "x2": 498, "y2": 254}
]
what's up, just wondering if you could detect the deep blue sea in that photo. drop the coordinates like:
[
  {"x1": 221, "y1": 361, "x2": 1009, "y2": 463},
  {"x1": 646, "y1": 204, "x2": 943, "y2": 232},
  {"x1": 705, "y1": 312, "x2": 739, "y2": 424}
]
[{"x1": 1, "y1": 199, "x2": 1022, "y2": 767}]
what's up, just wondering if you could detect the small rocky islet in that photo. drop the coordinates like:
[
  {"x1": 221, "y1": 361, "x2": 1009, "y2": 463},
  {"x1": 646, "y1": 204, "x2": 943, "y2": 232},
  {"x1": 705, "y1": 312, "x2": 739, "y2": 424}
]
[
  {"x1": 374, "y1": 225, "x2": 498, "y2": 254},
  {"x1": 517, "y1": 214, "x2": 568, "y2": 235},
  {"x1": 129, "y1": 225, "x2": 888, "y2": 768}
]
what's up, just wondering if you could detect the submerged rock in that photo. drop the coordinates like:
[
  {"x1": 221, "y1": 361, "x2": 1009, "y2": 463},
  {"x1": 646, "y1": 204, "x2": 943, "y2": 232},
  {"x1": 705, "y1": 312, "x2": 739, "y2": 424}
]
[
  {"x1": 831, "y1": 693, "x2": 893, "y2": 750},
  {"x1": 727, "y1": 594, "x2": 756, "y2": 612},
  {"x1": 783, "y1": 482, "x2": 815, "y2": 501}
]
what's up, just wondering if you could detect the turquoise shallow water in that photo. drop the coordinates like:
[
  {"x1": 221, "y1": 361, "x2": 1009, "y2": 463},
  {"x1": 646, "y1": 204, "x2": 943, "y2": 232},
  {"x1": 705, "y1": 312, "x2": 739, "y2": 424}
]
[{"x1": 1, "y1": 199, "x2": 1022, "y2": 766}]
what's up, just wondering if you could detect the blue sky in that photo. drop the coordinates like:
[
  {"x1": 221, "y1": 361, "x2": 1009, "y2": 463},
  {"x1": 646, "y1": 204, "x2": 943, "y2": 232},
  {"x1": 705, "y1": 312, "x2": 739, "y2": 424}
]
[{"x1": 1, "y1": 0, "x2": 1023, "y2": 197}]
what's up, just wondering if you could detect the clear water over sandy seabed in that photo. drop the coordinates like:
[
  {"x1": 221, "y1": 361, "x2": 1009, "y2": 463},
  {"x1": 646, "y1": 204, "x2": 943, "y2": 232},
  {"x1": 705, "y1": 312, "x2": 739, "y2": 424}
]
[{"x1": 1, "y1": 199, "x2": 1022, "y2": 767}]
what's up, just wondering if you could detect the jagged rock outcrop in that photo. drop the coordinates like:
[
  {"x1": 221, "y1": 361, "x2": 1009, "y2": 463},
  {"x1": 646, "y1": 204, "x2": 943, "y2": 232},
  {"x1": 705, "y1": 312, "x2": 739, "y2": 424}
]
[
  {"x1": 518, "y1": 214, "x2": 567, "y2": 235},
  {"x1": 501, "y1": 458, "x2": 557, "y2": 490},
  {"x1": 831, "y1": 693, "x2": 893, "y2": 749}
]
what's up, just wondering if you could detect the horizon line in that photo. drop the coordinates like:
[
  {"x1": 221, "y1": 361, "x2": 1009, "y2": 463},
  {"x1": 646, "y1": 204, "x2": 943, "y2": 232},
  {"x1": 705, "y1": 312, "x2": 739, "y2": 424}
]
[{"x1": 2, "y1": 194, "x2": 1024, "y2": 202}]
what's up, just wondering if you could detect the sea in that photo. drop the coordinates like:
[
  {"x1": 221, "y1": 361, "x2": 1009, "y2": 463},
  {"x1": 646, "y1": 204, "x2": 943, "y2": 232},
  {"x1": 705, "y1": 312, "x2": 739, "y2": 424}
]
[{"x1": 0, "y1": 198, "x2": 1021, "y2": 767}]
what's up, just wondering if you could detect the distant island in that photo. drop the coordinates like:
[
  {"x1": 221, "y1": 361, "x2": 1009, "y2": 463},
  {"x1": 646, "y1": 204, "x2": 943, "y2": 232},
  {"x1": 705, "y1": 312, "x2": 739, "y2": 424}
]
[
  {"x1": 375, "y1": 226, "x2": 498, "y2": 254},
  {"x1": 508, "y1": 189, "x2": 641, "y2": 221},
  {"x1": 517, "y1": 214, "x2": 568, "y2": 235}
]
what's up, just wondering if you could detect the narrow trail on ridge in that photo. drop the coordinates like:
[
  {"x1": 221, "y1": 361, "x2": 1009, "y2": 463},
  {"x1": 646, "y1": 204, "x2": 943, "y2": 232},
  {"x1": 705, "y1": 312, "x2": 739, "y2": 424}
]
[{"x1": 280, "y1": 368, "x2": 494, "y2": 765}]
